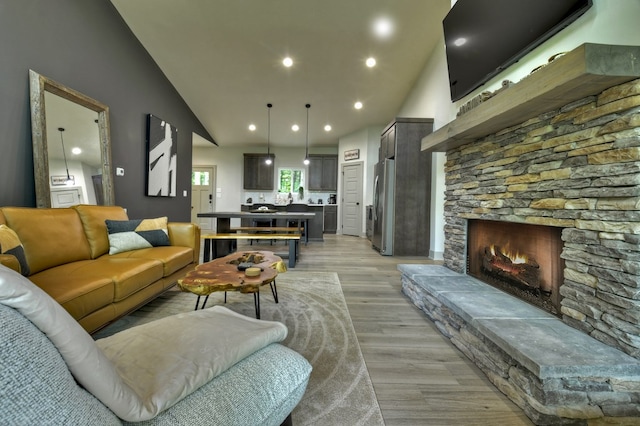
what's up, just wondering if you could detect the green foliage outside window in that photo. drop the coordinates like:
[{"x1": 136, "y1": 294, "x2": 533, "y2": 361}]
[{"x1": 278, "y1": 169, "x2": 304, "y2": 194}]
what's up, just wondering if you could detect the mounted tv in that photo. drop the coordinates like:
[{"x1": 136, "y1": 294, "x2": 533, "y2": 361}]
[{"x1": 443, "y1": 0, "x2": 593, "y2": 101}]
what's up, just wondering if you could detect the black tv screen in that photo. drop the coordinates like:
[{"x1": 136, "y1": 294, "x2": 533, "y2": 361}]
[{"x1": 443, "y1": 0, "x2": 593, "y2": 101}]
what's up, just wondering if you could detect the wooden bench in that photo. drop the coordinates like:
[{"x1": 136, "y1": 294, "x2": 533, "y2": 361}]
[
  {"x1": 230, "y1": 227, "x2": 302, "y2": 246},
  {"x1": 202, "y1": 233, "x2": 301, "y2": 267},
  {"x1": 230, "y1": 226, "x2": 301, "y2": 233}
]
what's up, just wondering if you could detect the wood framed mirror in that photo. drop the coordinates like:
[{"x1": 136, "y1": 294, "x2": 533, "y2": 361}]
[{"x1": 29, "y1": 70, "x2": 115, "y2": 208}]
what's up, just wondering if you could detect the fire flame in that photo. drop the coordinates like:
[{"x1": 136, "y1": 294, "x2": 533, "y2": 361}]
[{"x1": 489, "y1": 245, "x2": 529, "y2": 264}]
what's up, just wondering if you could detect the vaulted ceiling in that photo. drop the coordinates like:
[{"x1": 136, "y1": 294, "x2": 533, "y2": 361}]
[{"x1": 110, "y1": 0, "x2": 450, "y2": 148}]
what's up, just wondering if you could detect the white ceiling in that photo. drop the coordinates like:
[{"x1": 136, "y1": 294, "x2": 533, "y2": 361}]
[{"x1": 110, "y1": 0, "x2": 450, "y2": 148}]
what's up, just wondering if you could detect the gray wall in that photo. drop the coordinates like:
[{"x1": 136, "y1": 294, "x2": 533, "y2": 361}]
[{"x1": 0, "y1": 0, "x2": 213, "y2": 221}]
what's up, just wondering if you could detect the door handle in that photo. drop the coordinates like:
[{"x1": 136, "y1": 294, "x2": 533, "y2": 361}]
[{"x1": 356, "y1": 202, "x2": 360, "y2": 205}]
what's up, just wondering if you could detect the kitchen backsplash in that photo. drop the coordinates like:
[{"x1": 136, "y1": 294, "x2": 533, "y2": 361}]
[{"x1": 244, "y1": 191, "x2": 336, "y2": 205}]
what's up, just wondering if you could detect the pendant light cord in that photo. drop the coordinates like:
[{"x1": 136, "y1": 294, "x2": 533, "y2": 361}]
[
  {"x1": 58, "y1": 127, "x2": 71, "y2": 180},
  {"x1": 304, "y1": 103, "x2": 310, "y2": 163}
]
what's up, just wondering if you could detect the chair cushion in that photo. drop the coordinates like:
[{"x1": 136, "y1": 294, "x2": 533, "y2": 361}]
[
  {"x1": 106, "y1": 217, "x2": 170, "y2": 255},
  {"x1": 126, "y1": 344, "x2": 311, "y2": 426},
  {"x1": 0, "y1": 225, "x2": 30, "y2": 276},
  {"x1": 0, "y1": 303, "x2": 121, "y2": 425}
]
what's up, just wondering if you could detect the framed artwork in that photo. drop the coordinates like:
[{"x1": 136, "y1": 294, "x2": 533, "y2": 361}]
[
  {"x1": 146, "y1": 114, "x2": 178, "y2": 197},
  {"x1": 50, "y1": 175, "x2": 75, "y2": 186},
  {"x1": 344, "y1": 148, "x2": 360, "y2": 161}
]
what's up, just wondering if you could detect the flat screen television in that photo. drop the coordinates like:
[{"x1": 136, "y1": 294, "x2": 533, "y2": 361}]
[{"x1": 443, "y1": 0, "x2": 593, "y2": 101}]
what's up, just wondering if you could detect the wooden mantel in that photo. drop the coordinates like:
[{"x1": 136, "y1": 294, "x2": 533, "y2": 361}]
[{"x1": 421, "y1": 43, "x2": 640, "y2": 152}]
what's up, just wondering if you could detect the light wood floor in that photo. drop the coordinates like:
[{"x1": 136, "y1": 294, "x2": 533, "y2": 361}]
[{"x1": 232, "y1": 234, "x2": 533, "y2": 425}]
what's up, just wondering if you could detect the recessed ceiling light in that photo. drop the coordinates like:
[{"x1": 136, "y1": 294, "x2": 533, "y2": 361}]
[
  {"x1": 292, "y1": 124, "x2": 299, "y2": 132},
  {"x1": 366, "y1": 57, "x2": 377, "y2": 68},
  {"x1": 373, "y1": 17, "x2": 393, "y2": 38},
  {"x1": 283, "y1": 57, "x2": 293, "y2": 67},
  {"x1": 248, "y1": 124, "x2": 256, "y2": 131},
  {"x1": 71, "y1": 147, "x2": 82, "y2": 155},
  {"x1": 354, "y1": 101, "x2": 363, "y2": 110},
  {"x1": 324, "y1": 124, "x2": 332, "y2": 132}
]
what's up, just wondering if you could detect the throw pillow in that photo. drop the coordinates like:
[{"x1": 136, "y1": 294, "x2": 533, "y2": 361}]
[
  {"x1": 105, "y1": 217, "x2": 170, "y2": 255},
  {"x1": 0, "y1": 225, "x2": 30, "y2": 276}
]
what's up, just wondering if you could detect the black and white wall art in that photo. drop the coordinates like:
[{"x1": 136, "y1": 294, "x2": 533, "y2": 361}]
[{"x1": 146, "y1": 114, "x2": 178, "y2": 197}]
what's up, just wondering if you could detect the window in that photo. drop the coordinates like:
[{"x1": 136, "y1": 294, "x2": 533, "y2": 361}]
[
  {"x1": 192, "y1": 170, "x2": 210, "y2": 186},
  {"x1": 278, "y1": 168, "x2": 304, "y2": 194}
]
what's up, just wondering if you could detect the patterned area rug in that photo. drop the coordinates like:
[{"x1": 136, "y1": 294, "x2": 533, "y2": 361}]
[{"x1": 94, "y1": 271, "x2": 384, "y2": 426}]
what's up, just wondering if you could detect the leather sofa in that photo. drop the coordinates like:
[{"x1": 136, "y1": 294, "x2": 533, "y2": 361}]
[{"x1": 0, "y1": 205, "x2": 200, "y2": 333}]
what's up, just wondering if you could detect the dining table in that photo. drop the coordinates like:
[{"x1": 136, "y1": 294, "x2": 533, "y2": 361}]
[{"x1": 197, "y1": 211, "x2": 317, "y2": 244}]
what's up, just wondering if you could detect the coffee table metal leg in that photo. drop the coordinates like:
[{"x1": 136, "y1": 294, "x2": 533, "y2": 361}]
[
  {"x1": 270, "y1": 280, "x2": 278, "y2": 303},
  {"x1": 254, "y1": 292, "x2": 260, "y2": 319}
]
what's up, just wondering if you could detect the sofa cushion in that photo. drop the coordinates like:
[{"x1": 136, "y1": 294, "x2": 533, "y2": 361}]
[
  {"x1": 106, "y1": 217, "x2": 170, "y2": 255},
  {"x1": 29, "y1": 261, "x2": 115, "y2": 320},
  {"x1": 0, "y1": 225, "x2": 30, "y2": 276},
  {"x1": 0, "y1": 303, "x2": 121, "y2": 425},
  {"x1": 111, "y1": 246, "x2": 194, "y2": 277},
  {"x1": 87, "y1": 257, "x2": 164, "y2": 302},
  {"x1": 1, "y1": 207, "x2": 91, "y2": 274},
  {"x1": 73, "y1": 205, "x2": 129, "y2": 259}
]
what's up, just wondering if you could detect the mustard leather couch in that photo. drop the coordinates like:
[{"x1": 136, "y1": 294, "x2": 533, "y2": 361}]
[{"x1": 0, "y1": 205, "x2": 200, "y2": 333}]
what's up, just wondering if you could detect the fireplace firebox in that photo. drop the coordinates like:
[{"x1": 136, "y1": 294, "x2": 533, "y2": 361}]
[{"x1": 467, "y1": 220, "x2": 564, "y2": 316}]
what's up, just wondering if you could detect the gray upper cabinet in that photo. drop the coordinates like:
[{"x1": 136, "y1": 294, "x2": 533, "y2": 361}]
[
  {"x1": 383, "y1": 118, "x2": 434, "y2": 256},
  {"x1": 379, "y1": 126, "x2": 396, "y2": 160},
  {"x1": 308, "y1": 154, "x2": 338, "y2": 191},
  {"x1": 243, "y1": 153, "x2": 275, "y2": 190}
]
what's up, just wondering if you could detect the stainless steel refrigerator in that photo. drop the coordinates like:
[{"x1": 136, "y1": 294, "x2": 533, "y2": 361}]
[{"x1": 372, "y1": 158, "x2": 395, "y2": 255}]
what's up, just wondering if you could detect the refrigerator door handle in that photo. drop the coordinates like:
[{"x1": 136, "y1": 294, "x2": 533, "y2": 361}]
[{"x1": 373, "y1": 175, "x2": 379, "y2": 221}]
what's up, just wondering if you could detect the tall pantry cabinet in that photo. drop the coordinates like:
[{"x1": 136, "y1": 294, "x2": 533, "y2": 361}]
[{"x1": 381, "y1": 118, "x2": 433, "y2": 256}]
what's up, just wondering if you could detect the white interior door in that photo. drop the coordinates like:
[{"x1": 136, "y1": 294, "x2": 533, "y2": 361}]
[
  {"x1": 51, "y1": 187, "x2": 82, "y2": 207},
  {"x1": 191, "y1": 166, "x2": 215, "y2": 230},
  {"x1": 341, "y1": 162, "x2": 363, "y2": 236}
]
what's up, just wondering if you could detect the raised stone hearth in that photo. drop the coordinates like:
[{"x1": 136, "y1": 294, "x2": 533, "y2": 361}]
[{"x1": 400, "y1": 264, "x2": 640, "y2": 425}]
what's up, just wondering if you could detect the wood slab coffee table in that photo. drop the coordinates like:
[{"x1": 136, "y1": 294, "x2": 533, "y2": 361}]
[{"x1": 177, "y1": 251, "x2": 286, "y2": 319}]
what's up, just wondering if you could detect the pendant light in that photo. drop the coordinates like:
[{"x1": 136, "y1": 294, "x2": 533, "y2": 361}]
[
  {"x1": 58, "y1": 127, "x2": 74, "y2": 185},
  {"x1": 265, "y1": 103, "x2": 273, "y2": 165},
  {"x1": 303, "y1": 103, "x2": 310, "y2": 165}
]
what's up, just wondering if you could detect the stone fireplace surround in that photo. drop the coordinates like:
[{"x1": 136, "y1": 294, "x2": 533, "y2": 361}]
[{"x1": 401, "y1": 44, "x2": 640, "y2": 424}]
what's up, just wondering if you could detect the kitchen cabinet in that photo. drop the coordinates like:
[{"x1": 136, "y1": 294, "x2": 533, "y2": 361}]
[
  {"x1": 379, "y1": 126, "x2": 396, "y2": 160},
  {"x1": 243, "y1": 153, "x2": 275, "y2": 190},
  {"x1": 323, "y1": 205, "x2": 337, "y2": 234},
  {"x1": 308, "y1": 154, "x2": 338, "y2": 191},
  {"x1": 377, "y1": 118, "x2": 434, "y2": 256}
]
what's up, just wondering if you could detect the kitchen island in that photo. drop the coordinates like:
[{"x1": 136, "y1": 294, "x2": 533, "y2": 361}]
[{"x1": 240, "y1": 204, "x2": 326, "y2": 241}]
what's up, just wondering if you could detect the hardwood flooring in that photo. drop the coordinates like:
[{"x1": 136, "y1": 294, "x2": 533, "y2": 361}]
[{"x1": 232, "y1": 234, "x2": 533, "y2": 425}]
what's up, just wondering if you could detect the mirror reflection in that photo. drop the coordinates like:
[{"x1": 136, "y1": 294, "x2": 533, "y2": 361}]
[
  {"x1": 29, "y1": 70, "x2": 115, "y2": 208},
  {"x1": 45, "y1": 92, "x2": 103, "y2": 207}
]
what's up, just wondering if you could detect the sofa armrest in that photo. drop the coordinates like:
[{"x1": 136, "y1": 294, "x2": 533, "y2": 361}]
[
  {"x1": 0, "y1": 254, "x2": 21, "y2": 274},
  {"x1": 168, "y1": 222, "x2": 201, "y2": 265}
]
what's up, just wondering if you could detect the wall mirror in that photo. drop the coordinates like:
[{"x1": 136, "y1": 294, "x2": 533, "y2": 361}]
[{"x1": 29, "y1": 70, "x2": 115, "y2": 208}]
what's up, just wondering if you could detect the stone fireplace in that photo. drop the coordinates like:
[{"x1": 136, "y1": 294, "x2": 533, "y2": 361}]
[
  {"x1": 442, "y1": 74, "x2": 640, "y2": 358},
  {"x1": 401, "y1": 44, "x2": 640, "y2": 424}
]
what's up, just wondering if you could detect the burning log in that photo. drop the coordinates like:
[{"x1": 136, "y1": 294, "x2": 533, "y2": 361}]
[{"x1": 482, "y1": 245, "x2": 540, "y2": 292}]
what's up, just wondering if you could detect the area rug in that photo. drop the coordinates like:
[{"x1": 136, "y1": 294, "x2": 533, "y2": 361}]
[{"x1": 94, "y1": 271, "x2": 385, "y2": 426}]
